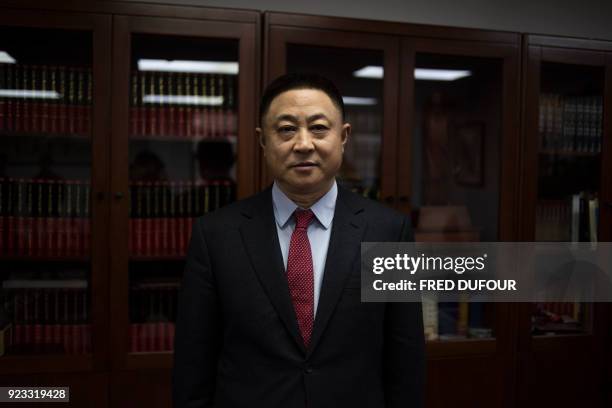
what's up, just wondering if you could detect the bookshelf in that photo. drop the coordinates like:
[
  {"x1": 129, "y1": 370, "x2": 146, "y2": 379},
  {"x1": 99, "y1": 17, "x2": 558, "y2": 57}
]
[
  {"x1": 108, "y1": 13, "x2": 259, "y2": 408},
  {"x1": 0, "y1": 8, "x2": 112, "y2": 405},
  {"x1": 518, "y1": 34, "x2": 612, "y2": 408}
]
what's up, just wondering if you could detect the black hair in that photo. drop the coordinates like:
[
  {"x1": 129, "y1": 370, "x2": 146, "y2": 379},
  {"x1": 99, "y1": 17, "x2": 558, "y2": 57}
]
[{"x1": 258, "y1": 73, "x2": 345, "y2": 126}]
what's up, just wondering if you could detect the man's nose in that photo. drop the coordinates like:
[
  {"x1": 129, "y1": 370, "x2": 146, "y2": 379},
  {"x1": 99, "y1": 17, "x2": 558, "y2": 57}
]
[{"x1": 293, "y1": 129, "x2": 315, "y2": 152}]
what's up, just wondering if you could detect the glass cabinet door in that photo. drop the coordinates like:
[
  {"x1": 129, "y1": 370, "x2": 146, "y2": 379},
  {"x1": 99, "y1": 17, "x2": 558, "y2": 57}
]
[
  {"x1": 531, "y1": 60, "x2": 605, "y2": 336},
  {"x1": 127, "y1": 34, "x2": 239, "y2": 355},
  {"x1": 409, "y1": 52, "x2": 503, "y2": 342},
  {"x1": 0, "y1": 26, "x2": 96, "y2": 360},
  {"x1": 111, "y1": 15, "x2": 257, "y2": 368}
]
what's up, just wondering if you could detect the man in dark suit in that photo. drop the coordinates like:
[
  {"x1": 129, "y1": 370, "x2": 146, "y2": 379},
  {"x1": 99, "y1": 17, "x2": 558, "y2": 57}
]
[{"x1": 173, "y1": 73, "x2": 425, "y2": 408}]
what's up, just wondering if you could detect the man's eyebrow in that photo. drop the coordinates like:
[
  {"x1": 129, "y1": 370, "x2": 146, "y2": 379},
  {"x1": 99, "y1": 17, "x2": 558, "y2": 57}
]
[
  {"x1": 274, "y1": 114, "x2": 299, "y2": 123},
  {"x1": 306, "y1": 113, "x2": 330, "y2": 122}
]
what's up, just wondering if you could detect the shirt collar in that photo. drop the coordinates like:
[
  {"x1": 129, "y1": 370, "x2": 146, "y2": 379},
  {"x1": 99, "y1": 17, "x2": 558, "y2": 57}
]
[{"x1": 272, "y1": 180, "x2": 337, "y2": 230}]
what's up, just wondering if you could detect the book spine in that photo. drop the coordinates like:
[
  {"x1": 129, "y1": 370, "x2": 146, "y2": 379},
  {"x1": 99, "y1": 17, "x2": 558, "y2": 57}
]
[
  {"x1": 85, "y1": 69, "x2": 92, "y2": 135},
  {"x1": 177, "y1": 74, "x2": 185, "y2": 138},
  {"x1": 159, "y1": 73, "x2": 166, "y2": 137},
  {"x1": 169, "y1": 181, "x2": 177, "y2": 255}
]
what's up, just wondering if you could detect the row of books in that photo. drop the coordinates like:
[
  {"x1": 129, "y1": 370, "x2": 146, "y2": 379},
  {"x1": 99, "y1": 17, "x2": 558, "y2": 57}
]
[
  {"x1": 536, "y1": 194, "x2": 599, "y2": 242},
  {"x1": 129, "y1": 107, "x2": 237, "y2": 139},
  {"x1": 2, "y1": 280, "x2": 89, "y2": 323},
  {"x1": 130, "y1": 281, "x2": 178, "y2": 323},
  {"x1": 4, "y1": 324, "x2": 92, "y2": 354},
  {"x1": 422, "y1": 296, "x2": 491, "y2": 341},
  {"x1": 129, "y1": 180, "x2": 235, "y2": 218},
  {"x1": 0, "y1": 217, "x2": 90, "y2": 257},
  {"x1": 129, "y1": 322, "x2": 175, "y2": 352},
  {"x1": 129, "y1": 279, "x2": 177, "y2": 352},
  {"x1": 0, "y1": 65, "x2": 92, "y2": 135},
  {"x1": 0, "y1": 178, "x2": 235, "y2": 218},
  {"x1": 1, "y1": 279, "x2": 90, "y2": 354},
  {"x1": 129, "y1": 71, "x2": 236, "y2": 139},
  {"x1": 0, "y1": 178, "x2": 90, "y2": 218},
  {"x1": 538, "y1": 94, "x2": 603, "y2": 153}
]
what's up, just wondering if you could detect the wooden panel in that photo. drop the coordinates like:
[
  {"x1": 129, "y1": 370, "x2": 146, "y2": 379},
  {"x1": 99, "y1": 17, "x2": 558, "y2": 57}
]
[
  {"x1": 527, "y1": 34, "x2": 612, "y2": 52},
  {"x1": 265, "y1": 11, "x2": 520, "y2": 44},
  {"x1": 0, "y1": 0, "x2": 259, "y2": 23},
  {"x1": 426, "y1": 355, "x2": 508, "y2": 408},
  {"x1": 110, "y1": 369, "x2": 172, "y2": 408}
]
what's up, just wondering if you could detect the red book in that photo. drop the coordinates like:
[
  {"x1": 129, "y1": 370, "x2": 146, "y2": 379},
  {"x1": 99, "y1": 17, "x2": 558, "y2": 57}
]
[
  {"x1": 157, "y1": 321, "x2": 166, "y2": 351},
  {"x1": 14, "y1": 324, "x2": 23, "y2": 346},
  {"x1": 23, "y1": 289, "x2": 31, "y2": 344},
  {"x1": 129, "y1": 324, "x2": 137, "y2": 352},
  {"x1": 145, "y1": 181, "x2": 152, "y2": 256},
  {"x1": 84, "y1": 218, "x2": 91, "y2": 256},
  {"x1": 73, "y1": 323, "x2": 81, "y2": 354},
  {"x1": 135, "y1": 218, "x2": 142, "y2": 256},
  {"x1": 25, "y1": 217, "x2": 34, "y2": 256},
  {"x1": 153, "y1": 182, "x2": 160, "y2": 256},
  {"x1": 7, "y1": 215, "x2": 14, "y2": 255},
  {"x1": 139, "y1": 323, "x2": 147, "y2": 352},
  {"x1": 61, "y1": 323, "x2": 70, "y2": 354},
  {"x1": 169, "y1": 181, "x2": 177, "y2": 255},
  {"x1": 147, "y1": 322, "x2": 156, "y2": 352},
  {"x1": 73, "y1": 181, "x2": 82, "y2": 256},
  {"x1": 177, "y1": 181, "x2": 185, "y2": 255},
  {"x1": 168, "y1": 323, "x2": 175, "y2": 351},
  {"x1": 135, "y1": 181, "x2": 142, "y2": 256}
]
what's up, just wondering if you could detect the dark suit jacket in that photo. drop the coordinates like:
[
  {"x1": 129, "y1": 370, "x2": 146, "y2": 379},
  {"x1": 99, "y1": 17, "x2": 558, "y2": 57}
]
[{"x1": 173, "y1": 185, "x2": 425, "y2": 408}]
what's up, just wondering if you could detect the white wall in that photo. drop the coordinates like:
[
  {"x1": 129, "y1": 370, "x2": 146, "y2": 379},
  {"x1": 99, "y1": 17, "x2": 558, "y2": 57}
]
[{"x1": 137, "y1": 0, "x2": 612, "y2": 41}]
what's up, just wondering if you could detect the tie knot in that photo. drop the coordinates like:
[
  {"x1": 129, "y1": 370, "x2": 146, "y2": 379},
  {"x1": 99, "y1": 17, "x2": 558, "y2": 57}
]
[{"x1": 294, "y1": 209, "x2": 315, "y2": 229}]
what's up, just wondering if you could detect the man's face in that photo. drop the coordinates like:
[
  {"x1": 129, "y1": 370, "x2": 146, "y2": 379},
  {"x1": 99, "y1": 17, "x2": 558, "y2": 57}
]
[{"x1": 257, "y1": 88, "x2": 350, "y2": 196}]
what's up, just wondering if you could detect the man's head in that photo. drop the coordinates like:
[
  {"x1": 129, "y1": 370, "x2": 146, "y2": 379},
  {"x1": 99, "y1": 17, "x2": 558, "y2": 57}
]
[{"x1": 257, "y1": 73, "x2": 350, "y2": 197}]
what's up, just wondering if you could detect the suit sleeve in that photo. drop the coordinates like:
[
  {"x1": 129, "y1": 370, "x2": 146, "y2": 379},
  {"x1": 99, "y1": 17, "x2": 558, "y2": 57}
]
[
  {"x1": 383, "y1": 215, "x2": 426, "y2": 408},
  {"x1": 173, "y1": 217, "x2": 220, "y2": 408}
]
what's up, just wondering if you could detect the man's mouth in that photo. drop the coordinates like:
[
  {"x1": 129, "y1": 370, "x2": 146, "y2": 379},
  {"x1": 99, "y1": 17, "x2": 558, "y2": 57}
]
[{"x1": 292, "y1": 161, "x2": 318, "y2": 168}]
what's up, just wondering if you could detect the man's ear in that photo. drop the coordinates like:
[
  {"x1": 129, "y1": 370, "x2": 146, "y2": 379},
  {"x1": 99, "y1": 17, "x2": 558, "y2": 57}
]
[
  {"x1": 341, "y1": 123, "x2": 351, "y2": 151},
  {"x1": 256, "y1": 127, "x2": 265, "y2": 149}
]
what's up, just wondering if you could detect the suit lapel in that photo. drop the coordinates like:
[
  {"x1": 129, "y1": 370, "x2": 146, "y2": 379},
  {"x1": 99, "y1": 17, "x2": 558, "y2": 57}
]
[
  {"x1": 239, "y1": 188, "x2": 306, "y2": 353},
  {"x1": 307, "y1": 187, "x2": 366, "y2": 357}
]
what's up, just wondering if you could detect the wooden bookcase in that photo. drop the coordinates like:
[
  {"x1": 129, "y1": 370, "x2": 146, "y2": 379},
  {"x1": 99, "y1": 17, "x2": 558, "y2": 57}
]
[
  {"x1": 0, "y1": 3, "x2": 610, "y2": 408},
  {"x1": 518, "y1": 34, "x2": 612, "y2": 408},
  {"x1": 0, "y1": 3, "x2": 260, "y2": 408}
]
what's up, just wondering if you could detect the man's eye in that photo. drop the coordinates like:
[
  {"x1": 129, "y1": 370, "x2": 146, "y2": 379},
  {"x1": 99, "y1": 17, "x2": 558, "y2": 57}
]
[
  {"x1": 310, "y1": 124, "x2": 328, "y2": 133},
  {"x1": 278, "y1": 126, "x2": 297, "y2": 134}
]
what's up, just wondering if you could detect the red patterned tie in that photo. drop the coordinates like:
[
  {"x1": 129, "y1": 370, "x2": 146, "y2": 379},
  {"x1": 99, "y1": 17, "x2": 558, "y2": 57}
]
[{"x1": 286, "y1": 209, "x2": 315, "y2": 348}]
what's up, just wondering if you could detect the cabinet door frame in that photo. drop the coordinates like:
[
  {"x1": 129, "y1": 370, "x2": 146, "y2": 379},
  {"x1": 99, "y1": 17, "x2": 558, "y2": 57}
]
[
  {"x1": 110, "y1": 12, "x2": 259, "y2": 371},
  {"x1": 518, "y1": 34, "x2": 612, "y2": 408},
  {"x1": 399, "y1": 35, "x2": 521, "y2": 408},
  {"x1": 0, "y1": 8, "x2": 112, "y2": 375},
  {"x1": 264, "y1": 13, "x2": 400, "y2": 206}
]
